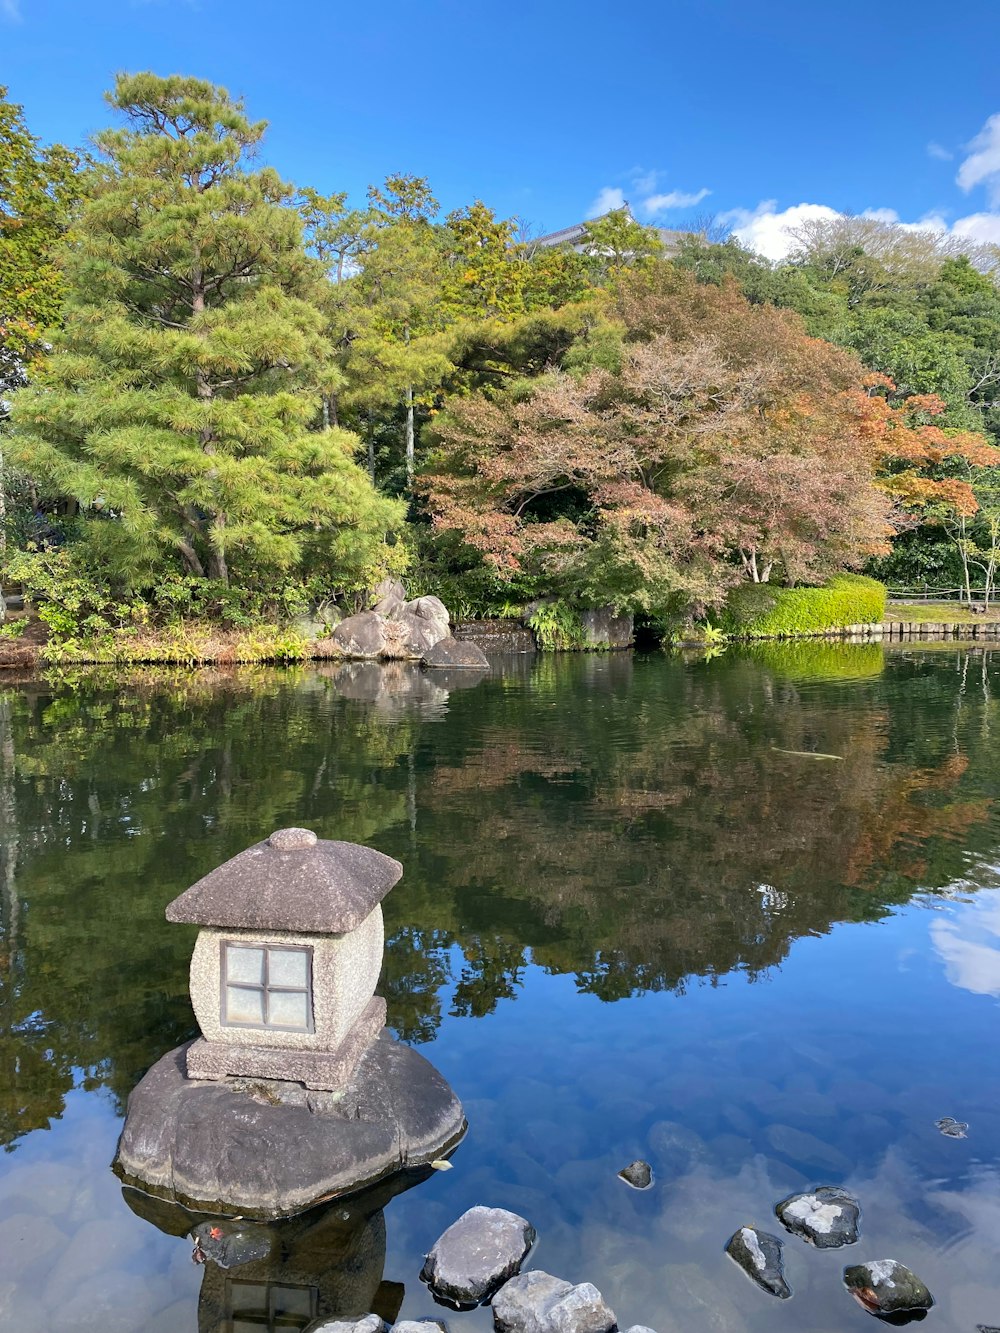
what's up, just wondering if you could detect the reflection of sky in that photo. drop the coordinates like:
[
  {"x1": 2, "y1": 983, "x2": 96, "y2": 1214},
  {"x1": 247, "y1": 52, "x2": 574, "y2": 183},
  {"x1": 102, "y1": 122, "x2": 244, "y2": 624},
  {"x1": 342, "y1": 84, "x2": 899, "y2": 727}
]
[
  {"x1": 4, "y1": 892, "x2": 1000, "y2": 1332},
  {"x1": 930, "y1": 888, "x2": 1000, "y2": 999}
]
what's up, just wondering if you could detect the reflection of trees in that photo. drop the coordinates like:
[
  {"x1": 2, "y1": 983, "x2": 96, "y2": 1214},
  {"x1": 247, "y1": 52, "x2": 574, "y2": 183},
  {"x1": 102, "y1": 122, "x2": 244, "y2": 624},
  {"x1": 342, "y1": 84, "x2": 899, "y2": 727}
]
[{"x1": 0, "y1": 647, "x2": 998, "y2": 1152}]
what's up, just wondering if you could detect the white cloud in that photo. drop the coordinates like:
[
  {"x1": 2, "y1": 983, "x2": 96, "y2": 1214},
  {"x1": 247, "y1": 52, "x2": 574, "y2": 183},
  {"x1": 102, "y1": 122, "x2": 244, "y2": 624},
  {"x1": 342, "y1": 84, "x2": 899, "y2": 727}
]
[
  {"x1": 928, "y1": 141, "x2": 954, "y2": 161},
  {"x1": 930, "y1": 892, "x2": 1000, "y2": 998},
  {"x1": 642, "y1": 187, "x2": 711, "y2": 214},
  {"x1": 0, "y1": 0, "x2": 21, "y2": 19},
  {"x1": 718, "y1": 198, "x2": 1000, "y2": 261},
  {"x1": 631, "y1": 169, "x2": 659, "y2": 196},
  {"x1": 718, "y1": 200, "x2": 841, "y2": 261},
  {"x1": 587, "y1": 186, "x2": 626, "y2": 218},
  {"x1": 951, "y1": 211, "x2": 1000, "y2": 245},
  {"x1": 957, "y1": 112, "x2": 1000, "y2": 205}
]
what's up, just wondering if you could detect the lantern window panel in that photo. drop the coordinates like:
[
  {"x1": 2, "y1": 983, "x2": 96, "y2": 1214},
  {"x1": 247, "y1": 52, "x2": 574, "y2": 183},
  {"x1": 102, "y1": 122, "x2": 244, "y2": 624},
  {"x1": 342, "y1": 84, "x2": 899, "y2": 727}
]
[{"x1": 222, "y1": 942, "x2": 314, "y2": 1033}]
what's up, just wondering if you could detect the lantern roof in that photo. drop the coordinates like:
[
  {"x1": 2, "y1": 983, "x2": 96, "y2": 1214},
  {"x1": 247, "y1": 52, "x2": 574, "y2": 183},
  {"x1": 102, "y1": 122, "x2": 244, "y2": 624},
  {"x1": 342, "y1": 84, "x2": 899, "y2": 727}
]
[{"x1": 166, "y1": 828, "x2": 402, "y2": 934}]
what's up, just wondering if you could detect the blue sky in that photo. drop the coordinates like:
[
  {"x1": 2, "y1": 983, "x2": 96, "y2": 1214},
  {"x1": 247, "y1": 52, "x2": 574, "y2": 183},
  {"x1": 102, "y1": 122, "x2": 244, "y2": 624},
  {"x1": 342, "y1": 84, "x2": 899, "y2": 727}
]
[{"x1": 4, "y1": 0, "x2": 1000, "y2": 258}]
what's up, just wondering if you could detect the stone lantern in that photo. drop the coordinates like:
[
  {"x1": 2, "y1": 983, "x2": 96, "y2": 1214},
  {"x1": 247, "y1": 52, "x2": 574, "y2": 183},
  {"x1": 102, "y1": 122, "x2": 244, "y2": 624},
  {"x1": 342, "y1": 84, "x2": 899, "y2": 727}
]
[
  {"x1": 165, "y1": 827, "x2": 397, "y2": 1091},
  {"x1": 114, "y1": 829, "x2": 465, "y2": 1218}
]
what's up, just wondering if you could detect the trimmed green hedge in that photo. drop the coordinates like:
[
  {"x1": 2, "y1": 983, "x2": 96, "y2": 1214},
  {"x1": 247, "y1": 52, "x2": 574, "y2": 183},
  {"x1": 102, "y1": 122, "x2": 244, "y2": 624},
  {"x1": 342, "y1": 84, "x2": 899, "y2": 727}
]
[{"x1": 720, "y1": 574, "x2": 887, "y2": 638}]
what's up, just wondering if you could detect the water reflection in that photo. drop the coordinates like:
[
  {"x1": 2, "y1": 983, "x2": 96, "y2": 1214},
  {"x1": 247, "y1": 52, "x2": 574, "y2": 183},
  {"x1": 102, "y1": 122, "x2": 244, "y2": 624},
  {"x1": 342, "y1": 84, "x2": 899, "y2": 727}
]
[
  {"x1": 1, "y1": 645, "x2": 1000, "y2": 1331},
  {"x1": 1, "y1": 645, "x2": 1000, "y2": 1152},
  {"x1": 123, "y1": 1175, "x2": 416, "y2": 1333}
]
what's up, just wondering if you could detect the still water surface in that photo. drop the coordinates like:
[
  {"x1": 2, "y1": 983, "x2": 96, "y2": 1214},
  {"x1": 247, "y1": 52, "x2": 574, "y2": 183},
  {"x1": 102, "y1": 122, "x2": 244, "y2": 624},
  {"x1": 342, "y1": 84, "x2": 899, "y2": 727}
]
[{"x1": 2, "y1": 644, "x2": 1000, "y2": 1332}]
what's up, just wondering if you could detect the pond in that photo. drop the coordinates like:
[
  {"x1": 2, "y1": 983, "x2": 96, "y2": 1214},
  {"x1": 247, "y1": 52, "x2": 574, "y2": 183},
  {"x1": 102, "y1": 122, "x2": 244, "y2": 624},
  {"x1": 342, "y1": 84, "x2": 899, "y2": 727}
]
[{"x1": 1, "y1": 643, "x2": 1000, "y2": 1333}]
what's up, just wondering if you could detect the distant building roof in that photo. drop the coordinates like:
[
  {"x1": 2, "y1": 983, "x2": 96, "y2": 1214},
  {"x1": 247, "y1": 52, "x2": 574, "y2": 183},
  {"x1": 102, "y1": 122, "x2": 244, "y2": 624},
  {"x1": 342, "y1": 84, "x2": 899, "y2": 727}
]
[
  {"x1": 166, "y1": 828, "x2": 402, "y2": 934},
  {"x1": 535, "y1": 209, "x2": 686, "y2": 255}
]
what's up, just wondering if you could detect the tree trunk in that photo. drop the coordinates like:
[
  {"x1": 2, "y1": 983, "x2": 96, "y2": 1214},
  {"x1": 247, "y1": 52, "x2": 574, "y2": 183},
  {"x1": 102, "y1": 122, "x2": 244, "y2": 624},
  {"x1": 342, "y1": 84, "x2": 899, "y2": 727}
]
[
  {"x1": 192, "y1": 255, "x2": 229, "y2": 585},
  {"x1": 405, "y1": 384, "x2": 415, "y2": 485},
  {"x1": 367, "y1": 417, "x2": 376, "y2": 486},
  {"x1": 0, "y1": 440, "x2": 6, "y2": 557}
]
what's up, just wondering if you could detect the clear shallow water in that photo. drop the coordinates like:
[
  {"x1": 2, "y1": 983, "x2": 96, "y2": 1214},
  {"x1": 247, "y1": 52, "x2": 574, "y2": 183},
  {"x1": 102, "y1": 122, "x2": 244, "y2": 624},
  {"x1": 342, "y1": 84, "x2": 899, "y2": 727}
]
[{"x1": 2, "y1": 644, "x2": 1000, "y2": 1332}]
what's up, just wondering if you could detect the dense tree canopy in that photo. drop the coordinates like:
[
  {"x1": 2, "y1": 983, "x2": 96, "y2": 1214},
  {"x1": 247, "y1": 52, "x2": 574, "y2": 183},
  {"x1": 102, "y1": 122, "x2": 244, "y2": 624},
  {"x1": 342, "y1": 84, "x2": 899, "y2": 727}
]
[
  {"x1": 5, "y1": 69, "x2": 1000, "y2": 627},
  {"x1": 8, "y1": 74, "x2": 404, "y2": 596}
]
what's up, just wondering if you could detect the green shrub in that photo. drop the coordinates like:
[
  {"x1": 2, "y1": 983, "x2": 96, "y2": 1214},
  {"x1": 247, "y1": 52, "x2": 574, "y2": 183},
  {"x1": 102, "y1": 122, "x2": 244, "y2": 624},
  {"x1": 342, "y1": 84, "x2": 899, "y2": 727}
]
[
  {"x1": 720, "y1": 574, "x2": 886, "y2": 638},
  {"x1": 527, "y1": 601, "x2": 587, "y2": 650}
]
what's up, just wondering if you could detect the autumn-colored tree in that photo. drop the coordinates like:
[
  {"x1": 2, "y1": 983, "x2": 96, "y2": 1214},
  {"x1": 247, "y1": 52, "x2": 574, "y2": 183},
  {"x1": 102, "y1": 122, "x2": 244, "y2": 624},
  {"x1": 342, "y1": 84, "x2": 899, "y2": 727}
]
[{"x1": 423, "y1": 268, "x2": 900, "y2": 610}]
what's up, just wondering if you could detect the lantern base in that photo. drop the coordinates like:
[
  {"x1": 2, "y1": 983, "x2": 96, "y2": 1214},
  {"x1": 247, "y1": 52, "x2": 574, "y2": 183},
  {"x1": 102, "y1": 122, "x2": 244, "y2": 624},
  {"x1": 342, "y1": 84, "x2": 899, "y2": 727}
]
[
  {"x1": 113, "y1": 1030, "x2": 466, "y2": 1219},
  {"x1": 185, "y1": 997, "x2": 386, "y2": 1090}
]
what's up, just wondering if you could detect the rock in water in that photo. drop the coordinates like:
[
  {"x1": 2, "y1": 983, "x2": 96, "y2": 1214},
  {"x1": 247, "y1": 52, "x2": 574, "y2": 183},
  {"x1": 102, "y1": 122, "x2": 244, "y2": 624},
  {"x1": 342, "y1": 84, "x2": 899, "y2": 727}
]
[
  {"x1": 422, "y1": 637, "x2": 490, "y2": 670},
  {"x1": 935, "y1": 1116, "x2": 969, "y2": 1138},
  {"x1": 775, "y1": 1186, "x2": 860, "y2": 1248},
  {"x1": 617, "y1": 1160, "x2": 653, "y2": 1189},
  {"x1": 191, "y1": 1218, "x2": 273, "y2": 1268},
  {"x1": 421, "y1": 1206, "x2": 535, "y2": 1307},
  {"x1": 843, "y1": 1260, "x2": 934, "y2": 1317},
  {"x1": 725, "y1": 1226, "x2": 791, "y2": 1299},
  {"x1": 395, "y1": 1323, "x2": 449, "y2": 1333},
  {"x1": 308, "y1": 1318, "x2": 387, "y2": 1333},
  {"x1": 113, "y1": 1033, "x2": 466, "y2": 1217},
  {"x1": 492, "y1": 1270, "x2": 617, "y2": 1333}
]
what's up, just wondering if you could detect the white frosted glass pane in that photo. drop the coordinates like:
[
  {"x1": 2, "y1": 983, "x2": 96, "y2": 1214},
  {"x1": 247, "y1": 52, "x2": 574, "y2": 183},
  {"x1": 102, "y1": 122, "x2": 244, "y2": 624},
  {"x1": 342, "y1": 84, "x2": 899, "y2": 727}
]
[
  {"x1": 268, "y1": 989, "x2": 309, "y2": 1029},
  {"x1": 229, "y1": 1282, "x2": 266, "y2": 1314},
  {"x1": 226, "y1": 946, "x2": 264, "y2": 984},
  {"x1": 226, "y1": 986, "x2": 264, "y2": 1025},
  {"x1": 273, "y1": 1285, "x2": 314, "y2": 1316},
  {"x1": 268, "y1": 948, "x2": 308, "y2": 988}
]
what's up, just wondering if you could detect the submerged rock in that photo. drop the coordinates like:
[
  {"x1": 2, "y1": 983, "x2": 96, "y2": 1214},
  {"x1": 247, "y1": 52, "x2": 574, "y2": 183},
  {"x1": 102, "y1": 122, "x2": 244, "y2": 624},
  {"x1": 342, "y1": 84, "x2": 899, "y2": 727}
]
[
  {"x1": 775, "y1": 1186, "x2": 860, "y2": 1248},
  {"x1": 617, "y1": 1160, "x2": 653, "y2": 1190},
  {"x1": 421, "y1": 1205, "x2": 535, "y2": 1307},
  {"x1": 935, "y1": 1116, "x2": 969, "y2": 1138},
  {"x1": 843, "y1": 1260, "x2": 934, "y2": 1317},
  {"x1": 395, "y1": 1322, "x2": 449, "y2": 1333},
  {"x1": 191, "y1": 1218, "x2": 273, "y2": 1268},
  {"x1": 492, "y1": 1270, "x2": 616, "y2": 1333},
  {"x1": 725, "y1": 1226, "x2": 791, "y2": 1299}
]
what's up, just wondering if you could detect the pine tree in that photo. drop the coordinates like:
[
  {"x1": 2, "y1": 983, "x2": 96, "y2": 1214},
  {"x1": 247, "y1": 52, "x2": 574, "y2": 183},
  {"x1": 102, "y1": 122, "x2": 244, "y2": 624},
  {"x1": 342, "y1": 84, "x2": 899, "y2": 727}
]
[{"x1": 10, "y1": 73, "x2": 403, "y2": 592}]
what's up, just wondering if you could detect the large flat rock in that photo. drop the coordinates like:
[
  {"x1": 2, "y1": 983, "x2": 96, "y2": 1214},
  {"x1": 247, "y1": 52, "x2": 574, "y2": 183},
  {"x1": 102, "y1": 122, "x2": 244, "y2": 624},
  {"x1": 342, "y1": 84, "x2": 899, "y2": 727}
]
[{"x1": 113, "y1": 1032, "x2": 465, "y2": 1218}]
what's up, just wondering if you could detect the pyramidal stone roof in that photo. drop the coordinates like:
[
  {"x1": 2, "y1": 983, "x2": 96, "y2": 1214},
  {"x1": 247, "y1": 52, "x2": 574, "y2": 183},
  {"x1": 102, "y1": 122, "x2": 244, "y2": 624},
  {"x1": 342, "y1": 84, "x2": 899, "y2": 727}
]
[{"x1": 165, "y1": 828, "x2": 402, "y2": 934}]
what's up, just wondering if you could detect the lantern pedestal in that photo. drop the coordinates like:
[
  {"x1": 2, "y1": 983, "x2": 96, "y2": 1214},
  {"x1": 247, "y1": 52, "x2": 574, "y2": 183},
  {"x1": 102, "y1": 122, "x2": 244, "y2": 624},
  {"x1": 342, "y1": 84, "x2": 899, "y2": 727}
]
[
  {"x1": 185, "y1": 997, "x2": 387, "y2": 1089},
  {"x1": 113, "y1": 1031, "x2": 466, "y2": 1219}
]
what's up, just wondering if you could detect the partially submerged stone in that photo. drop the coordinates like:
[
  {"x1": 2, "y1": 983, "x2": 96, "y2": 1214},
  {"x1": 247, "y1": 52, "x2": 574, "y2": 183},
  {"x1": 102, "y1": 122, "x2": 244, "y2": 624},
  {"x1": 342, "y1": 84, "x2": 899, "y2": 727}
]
[
  {"x1": 395, "y1": 1321, "x2": 449, "y2": 1333},
  {"x1": 775, "y1": 1186, "x2": 860, "y2": 1248},
  {"x1": 935, "y1": 1115, "x2": 969, "y2": 1138},
  {"x1": 308, "y1": 1317, "x2": 387, "y2": 1333},
  {"x1": 422, "y1": 636, "x2": 490, "y2": 670},
  {"x1": 725, "y1": 1226, "x2": 791, "y2": 1299},
  {"x1": 420, "y1": 1205, "x2": 535, "y2": 1307},
  {"x1": 491, "y1": 1270, "x2": 616, "y2": 1333},
  {"x1": 114, "y1": 1033, "x2": 466, "y2": 1218},
  {"x1": 843, "y1": 1260, "x2": 934, "y2": 1317},
  {"x1": 617, "y1": 1160, "x2": 653, "y2": 1190}
]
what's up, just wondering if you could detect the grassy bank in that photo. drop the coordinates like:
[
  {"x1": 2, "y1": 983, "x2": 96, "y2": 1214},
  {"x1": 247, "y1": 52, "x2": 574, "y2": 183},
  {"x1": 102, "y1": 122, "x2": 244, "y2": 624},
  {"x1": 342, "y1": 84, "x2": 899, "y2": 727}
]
[{"x1": 884, "y1": 601, "x2": 1000, "y2": 624}]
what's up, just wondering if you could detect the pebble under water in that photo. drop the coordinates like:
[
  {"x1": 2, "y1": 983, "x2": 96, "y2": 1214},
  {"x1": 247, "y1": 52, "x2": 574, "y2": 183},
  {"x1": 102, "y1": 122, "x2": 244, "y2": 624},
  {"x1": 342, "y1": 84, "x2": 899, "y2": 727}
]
[{"x1": 1, "y1": 642, "x2": 1000, "y2": 1332}]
